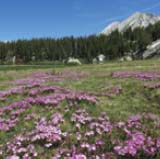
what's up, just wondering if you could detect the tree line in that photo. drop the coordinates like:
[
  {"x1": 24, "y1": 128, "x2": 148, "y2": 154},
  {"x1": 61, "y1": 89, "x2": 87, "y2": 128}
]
[{"x1": 0, "y1": 21, "x2": 160, "y2": 64}]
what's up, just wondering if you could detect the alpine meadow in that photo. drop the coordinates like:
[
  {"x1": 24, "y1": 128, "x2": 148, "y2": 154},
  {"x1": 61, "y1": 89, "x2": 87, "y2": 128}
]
[{"x1": 1, "y1": 1, "x2": 160, "y2": 159}]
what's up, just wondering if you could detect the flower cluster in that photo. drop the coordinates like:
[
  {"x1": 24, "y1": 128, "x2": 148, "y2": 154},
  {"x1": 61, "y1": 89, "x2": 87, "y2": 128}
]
[
  {"x1": 144, "y1": 82, "x2": 160, "y2": 89},
  {"x1": 6, "y1": 113, "x2": 64, "y2": 158},
  {"x1": 0, "y1": 84, "x2": 97, "y2": 132},
  {"x1": 89, "y1": 86, "x2": 122, "y2": 97},
  {"x1": 2, "y1": 107, "x2": 160, "y2": 158},
  {"x1": 0, "y1": 86, "x2": 25, "y2": 101},
  {"x1": 12, "y1": 70, "x2": 88, "y2": 88},
  {"x1": 112, "y1": 71, "x2": 160, "y2": 80},
  {"x1": 51, "y1": 111, "x2": 160, "y2": 158},
  {"x1": 1, "y1": 70, "x2": 160, "y2": 159}
]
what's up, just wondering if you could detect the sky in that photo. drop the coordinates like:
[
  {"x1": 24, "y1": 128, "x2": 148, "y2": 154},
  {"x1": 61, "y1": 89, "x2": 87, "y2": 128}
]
[{"x1": 1, "y1": 0, "x2": 160, "y2": 41}]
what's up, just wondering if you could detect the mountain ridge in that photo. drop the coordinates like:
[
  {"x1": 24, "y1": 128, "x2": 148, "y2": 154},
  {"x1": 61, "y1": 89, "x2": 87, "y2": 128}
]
[{"x1": 101, "y1": 12, "x2": 160, "y2": 35}]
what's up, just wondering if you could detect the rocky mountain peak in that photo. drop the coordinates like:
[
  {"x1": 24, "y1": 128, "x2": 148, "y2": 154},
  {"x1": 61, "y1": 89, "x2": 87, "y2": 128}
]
[{"x1": 101, "y1": 12, "x2": 160, "y2": 35}]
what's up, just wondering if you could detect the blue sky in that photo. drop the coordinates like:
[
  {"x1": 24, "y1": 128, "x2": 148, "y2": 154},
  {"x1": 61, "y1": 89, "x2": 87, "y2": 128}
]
[{"x1": 1, "y1": 0, "x2": 160, "y2": 41}]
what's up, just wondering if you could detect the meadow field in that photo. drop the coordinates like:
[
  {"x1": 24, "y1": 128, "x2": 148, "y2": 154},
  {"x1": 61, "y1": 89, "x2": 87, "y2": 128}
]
[{"x1": 1, "y1": 60, "x2": 160, "y2": 159}]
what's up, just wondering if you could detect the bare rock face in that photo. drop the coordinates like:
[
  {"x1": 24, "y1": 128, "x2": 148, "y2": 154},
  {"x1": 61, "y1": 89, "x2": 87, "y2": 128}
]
[
  {"x1": 143, "y1": 40, "x2": 160, "y2": 59},
  {"x1": 101, "y1": 12, "x2": 160, "y2": 35},
  {"x1": 101, "y1": 22, "x2": 120, "y2": 35}
]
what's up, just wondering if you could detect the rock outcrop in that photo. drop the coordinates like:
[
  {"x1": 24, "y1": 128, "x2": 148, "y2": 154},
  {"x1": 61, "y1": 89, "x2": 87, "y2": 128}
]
[{"x1": 143, "y1": 40, "x2": 160, "y2": 59}]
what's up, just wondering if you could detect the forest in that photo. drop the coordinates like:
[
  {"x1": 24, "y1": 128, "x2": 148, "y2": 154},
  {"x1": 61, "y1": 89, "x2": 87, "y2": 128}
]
[{"x1": 0, "y1": 21, "x2": 160, "y2": 64}]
